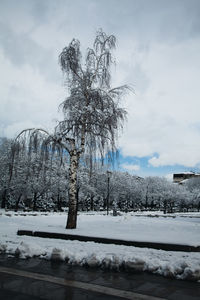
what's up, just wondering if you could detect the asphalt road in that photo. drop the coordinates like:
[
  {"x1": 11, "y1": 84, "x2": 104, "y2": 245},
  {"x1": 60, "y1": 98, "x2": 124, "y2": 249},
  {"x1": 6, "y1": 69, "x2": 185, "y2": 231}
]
[{"x1": 0, "y1": 254, "x2": 199, "y2": 300}]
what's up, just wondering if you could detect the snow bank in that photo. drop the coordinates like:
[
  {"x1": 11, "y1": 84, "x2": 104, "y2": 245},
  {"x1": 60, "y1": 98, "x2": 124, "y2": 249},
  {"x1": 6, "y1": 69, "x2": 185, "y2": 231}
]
[
  {"x1": 1, "y1": 238, "x2": 200, "y2": 281},
  {"x1": 0, "y1": 210, "x2": 200, "y2": 281}
]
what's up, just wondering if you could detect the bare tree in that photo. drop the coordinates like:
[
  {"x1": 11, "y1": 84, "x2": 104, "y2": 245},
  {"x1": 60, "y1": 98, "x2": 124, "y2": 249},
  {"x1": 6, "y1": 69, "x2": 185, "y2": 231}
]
[{"x1": 14, "y1": 30, "x2": 130, "y2": 229}]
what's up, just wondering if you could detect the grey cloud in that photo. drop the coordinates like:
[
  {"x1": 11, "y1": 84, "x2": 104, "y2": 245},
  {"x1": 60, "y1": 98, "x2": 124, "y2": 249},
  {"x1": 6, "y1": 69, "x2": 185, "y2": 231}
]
[
  {"x1": 0, "y1": 23, "x2": 39, "y2": 66},
  {"x1": 1, "y1": 0, "x2": 200, "y2": 59},
  {"x1": 1, "y1": 0, "x2": 200, "y2": 169},
  {"x1": 0, "y1": 22, "x2": 61, "y2": 83},
  {"x1": 30, "y1": 0, "x2": 52, "y2": 23},
  {"x1": 85, "y1": 0, "x2": 200, "y2": 43}
]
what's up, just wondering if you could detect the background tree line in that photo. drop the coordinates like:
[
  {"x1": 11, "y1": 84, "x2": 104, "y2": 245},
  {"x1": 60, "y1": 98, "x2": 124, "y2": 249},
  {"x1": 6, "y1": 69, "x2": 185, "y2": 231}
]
[{"x1": 1, "y1": 137, "x2": 200, "y2": 213}]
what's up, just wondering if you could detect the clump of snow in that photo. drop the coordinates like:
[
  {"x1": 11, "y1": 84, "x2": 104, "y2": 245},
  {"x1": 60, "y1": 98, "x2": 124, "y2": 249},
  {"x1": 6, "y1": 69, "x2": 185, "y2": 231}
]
[
  {"x1": 14, "y1": 241, "x2": 47, "y2": 259},
  {"x1": 0, "y1": 210, "x2": 200, "y2": 281},
  {"x1": 50, "y1": 248, "x2": 65, "y2": 262},
  {"x1": 0, "y1": 244, "x2": 7, "y2": 253}
]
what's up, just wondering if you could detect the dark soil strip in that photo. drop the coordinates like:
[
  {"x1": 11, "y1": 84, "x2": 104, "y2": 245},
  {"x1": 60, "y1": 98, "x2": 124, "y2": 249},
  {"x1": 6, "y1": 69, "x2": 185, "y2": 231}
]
[{"x1": 17, "y1": 230, "x2": 200, "y2": 252}]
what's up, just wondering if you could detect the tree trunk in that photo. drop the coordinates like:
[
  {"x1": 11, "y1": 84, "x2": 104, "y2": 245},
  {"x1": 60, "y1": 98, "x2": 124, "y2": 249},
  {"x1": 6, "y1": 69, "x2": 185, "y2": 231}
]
[
  {"x1": 145, "y1": 187, "x2": 148, "y2": 209},
  {"x1": 33, "y1": 192, "x2": 38, "y2": 211},
  {"x1": 90, "y1": 194, "x2": 94, "y2": 211},
  {"x1": 57, "y1": 193, "x2": 62, "y2": 211},
  {"x1": 15, "y1": 193, "x2": 22, "y2": 211},
  {"x1": 1, "y1": 189, "x2": 7, "y2": 209},
  {"x1": 66, "y1": 150, "x2": 79, "y2": 229},
  {"x1": 76, "y1": 186, "x2": 80, "y2": 212},
  {"x1": 163, "y1": 200, "x2": 167, "y2": 214}
]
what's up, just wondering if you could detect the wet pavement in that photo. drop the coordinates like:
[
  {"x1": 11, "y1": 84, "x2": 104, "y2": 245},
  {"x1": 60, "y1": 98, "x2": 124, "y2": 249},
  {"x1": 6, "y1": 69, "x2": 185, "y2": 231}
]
[{"x1": 0, "y1": 254, "x2": 199, "y2": 299}]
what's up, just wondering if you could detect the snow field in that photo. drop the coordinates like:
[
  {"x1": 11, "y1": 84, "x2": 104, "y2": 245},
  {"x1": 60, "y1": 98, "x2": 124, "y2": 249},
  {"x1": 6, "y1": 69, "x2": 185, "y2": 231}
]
[{"x1": 0, "y1": 210, "x2": 200, "y2": 281}]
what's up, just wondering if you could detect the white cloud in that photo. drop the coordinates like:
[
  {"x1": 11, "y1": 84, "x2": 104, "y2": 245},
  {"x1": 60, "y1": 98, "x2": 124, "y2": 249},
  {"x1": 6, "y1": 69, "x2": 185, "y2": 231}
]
[
  {"x1": 119, "y1": 37, "x2": 200, "y2": 167},
  {"x1": 0, "y1": 49, "x2": 65, "y2": 138},
  {"x1": 122, "y1": 164, "x2": 140, "y2": 172}
]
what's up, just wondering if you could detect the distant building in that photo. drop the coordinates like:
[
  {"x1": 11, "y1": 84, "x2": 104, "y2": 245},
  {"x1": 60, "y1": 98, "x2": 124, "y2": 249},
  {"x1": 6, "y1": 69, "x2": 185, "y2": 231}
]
[{"x1": 173, "y1": 172, "x2": 200, "y2": 184}]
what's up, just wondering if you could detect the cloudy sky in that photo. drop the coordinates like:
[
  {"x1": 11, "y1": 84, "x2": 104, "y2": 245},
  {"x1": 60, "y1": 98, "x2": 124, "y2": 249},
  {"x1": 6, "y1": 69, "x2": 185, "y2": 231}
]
[{"x1": 1, "y1": 0, "x2": 200, "y2": 177}]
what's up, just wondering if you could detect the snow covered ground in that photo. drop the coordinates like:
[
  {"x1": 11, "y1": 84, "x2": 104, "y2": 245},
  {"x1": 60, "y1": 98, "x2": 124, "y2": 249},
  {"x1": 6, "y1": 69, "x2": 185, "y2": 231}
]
[{"x1": 0, "y1": 210, "x2": 200, "y2": 281}]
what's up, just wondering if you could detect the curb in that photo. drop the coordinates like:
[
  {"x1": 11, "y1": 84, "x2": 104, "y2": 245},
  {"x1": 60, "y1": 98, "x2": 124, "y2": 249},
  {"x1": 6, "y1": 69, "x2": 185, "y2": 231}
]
[{"x1": 17, "y1": 230, "x2": 200, "y2": 252}]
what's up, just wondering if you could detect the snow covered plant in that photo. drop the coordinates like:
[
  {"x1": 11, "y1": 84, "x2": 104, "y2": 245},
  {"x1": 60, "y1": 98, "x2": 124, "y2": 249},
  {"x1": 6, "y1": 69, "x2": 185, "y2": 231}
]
[{"x1": 13, "y1": 30, "x2": 130, "y2": 229}]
